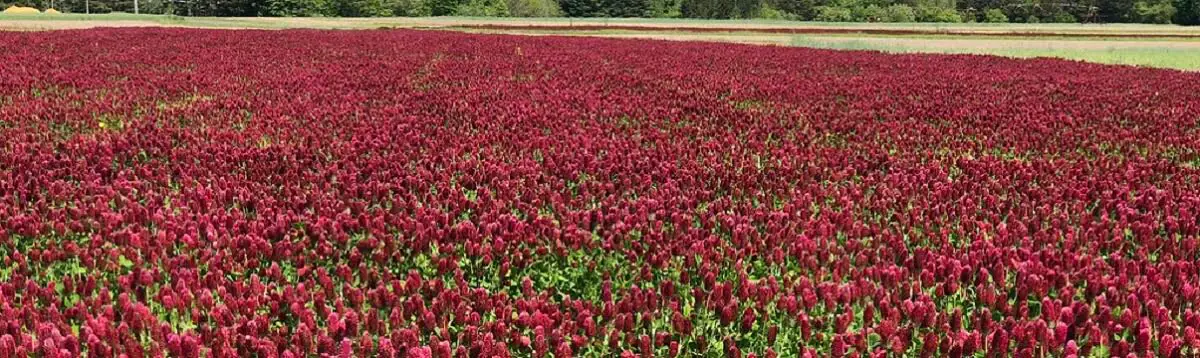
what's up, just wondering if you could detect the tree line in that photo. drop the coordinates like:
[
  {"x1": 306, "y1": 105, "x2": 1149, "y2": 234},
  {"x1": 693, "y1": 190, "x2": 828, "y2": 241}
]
[{"x1": 5, "y1": 0, "x2": 1198, "y2": 24}]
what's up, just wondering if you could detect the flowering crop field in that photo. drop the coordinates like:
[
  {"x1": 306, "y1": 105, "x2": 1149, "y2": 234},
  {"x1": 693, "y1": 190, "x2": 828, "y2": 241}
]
[{"x1": 2, "y1": 28, "x2": 1200, "y2": 358}]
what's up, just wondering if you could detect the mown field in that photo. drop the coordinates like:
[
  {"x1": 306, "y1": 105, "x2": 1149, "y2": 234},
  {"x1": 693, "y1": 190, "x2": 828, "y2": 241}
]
[
  {"x1": 3, "y1": 13, "x2": 1200, "y2": 69},
  {"x1": 2, "y1": 28, "x2": 1199, "y2": 357}
]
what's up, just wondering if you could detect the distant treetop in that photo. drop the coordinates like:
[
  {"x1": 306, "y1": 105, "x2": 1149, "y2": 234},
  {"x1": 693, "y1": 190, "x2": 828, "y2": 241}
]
[{"x1": 4, "y1": 0, "x2": 1197, "y2": 25}]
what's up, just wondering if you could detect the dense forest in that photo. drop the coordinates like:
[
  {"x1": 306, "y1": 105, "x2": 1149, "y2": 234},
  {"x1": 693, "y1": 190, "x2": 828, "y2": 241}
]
[{"x1": 4, "y1": 0, "x2": 1198, "y2": 25}]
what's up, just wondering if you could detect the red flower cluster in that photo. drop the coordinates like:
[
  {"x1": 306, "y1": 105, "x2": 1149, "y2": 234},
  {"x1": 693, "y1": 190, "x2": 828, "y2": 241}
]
[{"x1": 1, "y1": 28, "x2": 1199, "y2": 357}]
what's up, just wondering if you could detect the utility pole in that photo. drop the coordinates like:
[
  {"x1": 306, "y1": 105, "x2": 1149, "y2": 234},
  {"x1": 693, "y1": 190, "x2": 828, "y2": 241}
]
[
  {"x1": 134, "y1": 0, "x2": 138, "y2": 14},
  {"x1": 85, "y1": 0, "x2": 89, "y2": 13}
]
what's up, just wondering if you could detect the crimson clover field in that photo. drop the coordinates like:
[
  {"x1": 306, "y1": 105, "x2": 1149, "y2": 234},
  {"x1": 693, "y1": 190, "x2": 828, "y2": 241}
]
[{"x1": 2, "y1": 28, "x2": 1200, "y2": 357}]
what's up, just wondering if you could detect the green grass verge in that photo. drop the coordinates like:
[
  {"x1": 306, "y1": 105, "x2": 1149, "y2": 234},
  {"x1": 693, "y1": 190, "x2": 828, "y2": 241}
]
[{"x1": 791, "y1": 36, "x2": 1200, "y2": 70}]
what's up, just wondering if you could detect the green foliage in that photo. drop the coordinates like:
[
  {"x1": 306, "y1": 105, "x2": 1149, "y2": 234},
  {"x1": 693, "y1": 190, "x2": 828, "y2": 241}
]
[
  {"x1": 647, "y1": 0, "x2": 680, "y2": 16},
  {"x1": 137, "y1": 0, "x2": 170, "y2": 13},
  {"x1": 882, "y1": 4, "x2": 916, "y2": 21},
  {"x1": 428, "y1": 0, "x2": 462, "y2": 15},
  {"x1": 339, "y1": 0, "x2": 391, "y2": 16},
  {"x1": 814, "y1": 4, "x2": 853, "y2": 20},
  {"x1": 1135, "y1": 0, "x2": 1177, "y2": 22},
  {"x1": 267, "y1": 0, "x2": 333, "y2": 15},
  {"x1": 758, "y1": 1, "x2": 787, "y2": 18},
  {"x1": 193, "y1": 0, "x2": 267, "y2": 15},
  {"x1": 2, "y1": 0, "x2": 47, "y2": 10},
  {"x1": 558, "y1": 0, "x2": 650, "y2": 16},
  {"x1": 1097, "y1": 0, "x2": 1135, "y2": 21},
  {"x1": 732, "y1": 0, "x2": 762, "y2": 17},
  {"x1": 856, "y1": 4, "x2": 884, "y2": 20},
  {"x1": 1049, "y1": 10, "x2": 1077, "y2": 22},
  {"x1": 26, "y1": 0, "x2": 1196, "y2": 24},
  {"x1": 90, "y1": 0, "x2": 169, "y2": 13},
  {"x1": 392, "y1": 0, "x2": 430, "y2": 15},
  {"x1": 605, "y1": 0, "x2": 650, "y2": 17},
  {"x1": 56, "y1": 0, "x2": 115, "y2": 13},
  {"x1": 455, "y1": 0, "x2": 507, "y2": 15},
  {"x1": 680, "y1": 0, "x2": 760, "y2": 18},
  {"x1": 983, "y1": 7, "x2": 1007, "y2": 22},
  {"x1": 915, "y1": 4, "x2": 961, "y2": 21},
  {"x1": 1176, "y1": 0, "x2": 1200, "y2": 24},
  {"x1": 506, "y1": 0, "x2": 559, "y2": 16},
  {"x1": 770, "y1": 0, "x2": 817, "y2": 19},
  {"x1": 558, "y1": 0, "x2": 604, "y2": 15},
  {"x1": 811, "y1": 0, "x2": 951, "y2": 22}
]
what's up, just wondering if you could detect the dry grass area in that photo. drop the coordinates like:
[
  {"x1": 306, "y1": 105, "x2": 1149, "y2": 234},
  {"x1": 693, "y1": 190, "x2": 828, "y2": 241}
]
[{"x1": 0, "y1": 19, "x2": 173, "y2": 30}]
